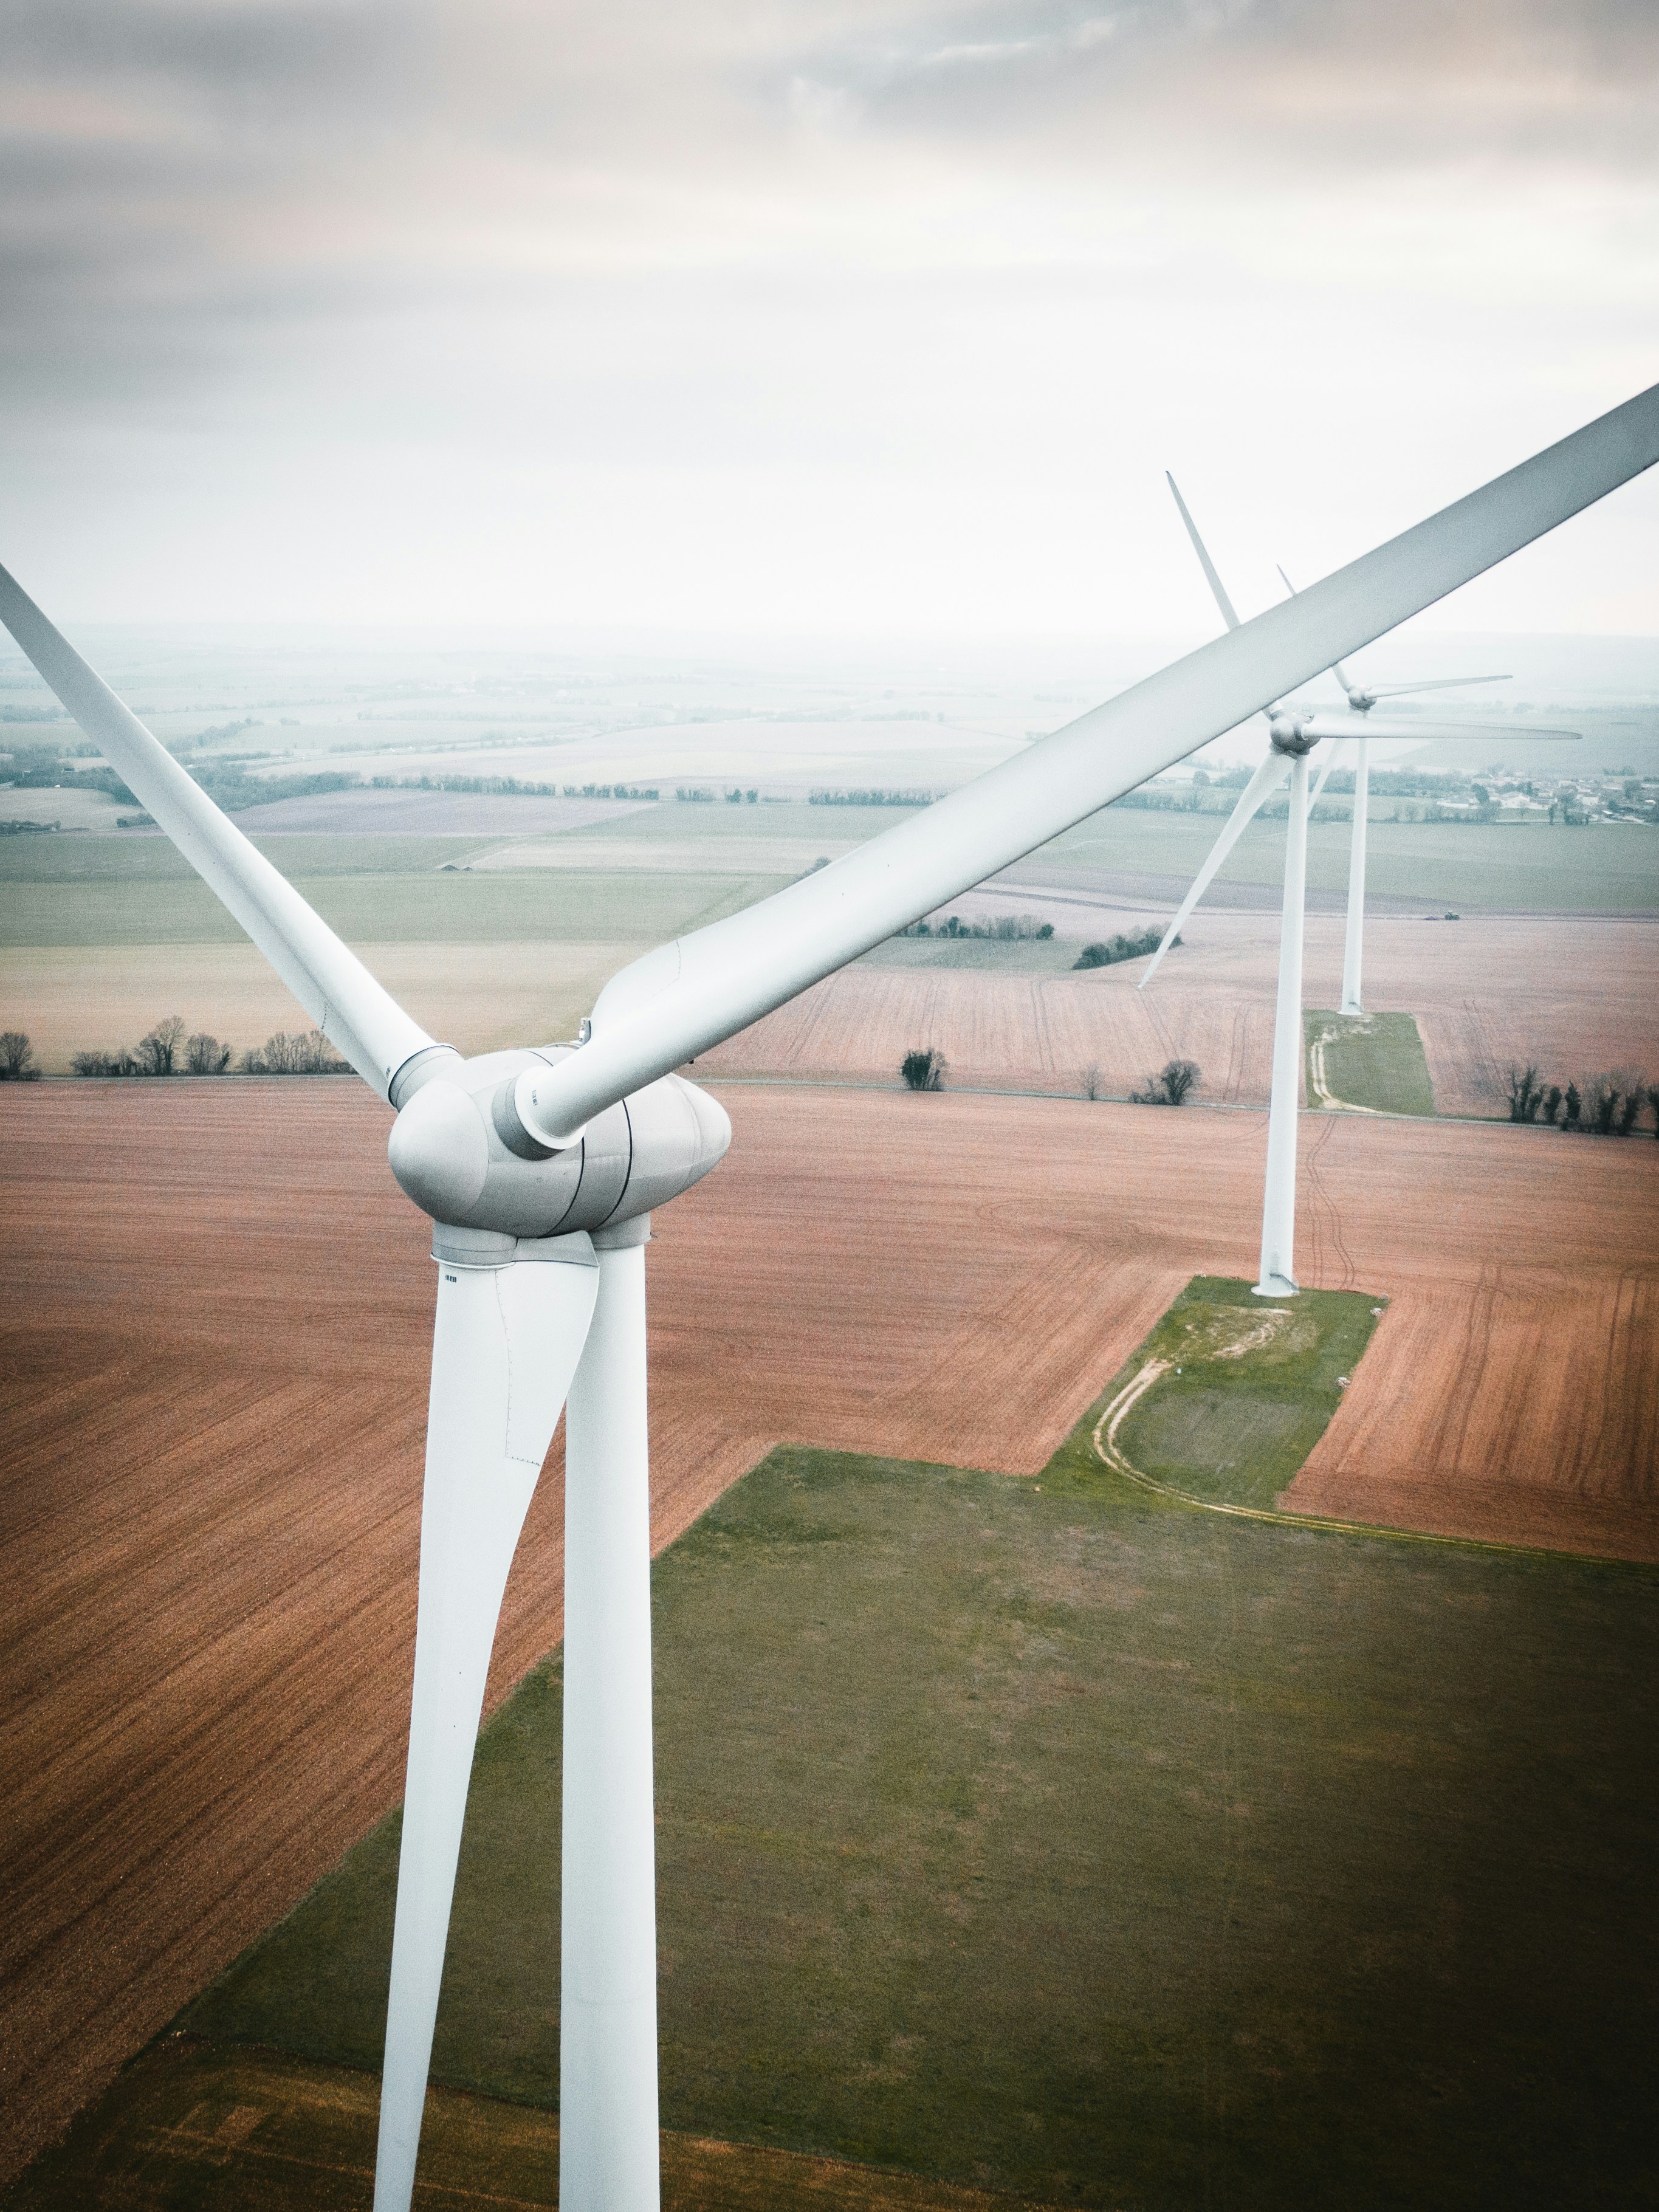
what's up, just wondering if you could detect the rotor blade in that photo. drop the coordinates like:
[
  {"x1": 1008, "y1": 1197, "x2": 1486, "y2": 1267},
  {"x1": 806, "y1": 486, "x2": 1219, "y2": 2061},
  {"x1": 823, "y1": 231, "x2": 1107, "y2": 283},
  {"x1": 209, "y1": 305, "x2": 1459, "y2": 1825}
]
[
  {"x1": 1363, "y1": 674, "x2": 1510, "y2": 698},
  {"x1": 373, "y1": 1233, "x2": 600, "y2": 2212},
  {"x1": 0, "y1": 565, "x2": 440, "y2": 1101},
  {"x1": 1137, "y1": 752, "x2": 1290, "y2": 987},
  {"x1": 1168, "y1": 472, "x2": 1242, "y2": 631},
  {"x1": 1278, "y1": 563, "x2": 1358, "y2": 697},
  {"x1": 1291, "y1": 714, "x2": 1581, "y2": 743},
  {"x1": 1308, "y1": 740, "x2": 1347, "y2": 814},
  {"x1": 514, "y1": 380, "x2": 1659, "y2": 1145}
]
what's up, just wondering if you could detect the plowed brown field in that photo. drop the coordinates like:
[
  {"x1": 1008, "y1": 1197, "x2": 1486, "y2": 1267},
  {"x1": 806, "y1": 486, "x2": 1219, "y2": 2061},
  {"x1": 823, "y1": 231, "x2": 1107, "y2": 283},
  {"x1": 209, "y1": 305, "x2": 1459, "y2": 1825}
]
[
  {"x1": 702, "y1": 914, "x2": 1659, "y2": 1116},
  {"x1": 2, "y1": 1079, "x2": 1656, "y2": 2185}
]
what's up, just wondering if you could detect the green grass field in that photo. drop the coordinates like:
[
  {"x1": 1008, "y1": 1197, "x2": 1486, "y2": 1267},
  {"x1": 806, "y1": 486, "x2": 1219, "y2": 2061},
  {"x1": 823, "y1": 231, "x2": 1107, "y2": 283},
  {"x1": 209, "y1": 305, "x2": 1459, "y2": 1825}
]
[
  {"x1": 1102, "y1": 1274, "x2": 1385, "y2": 1512},
  {"x1": 19, "y1": 1328, "x2": 1655, "y2": 2212},
  {"x1": 0, "y1": 865, "x2": 791, "y2": 949},
  {"x1": 858, "y1": 934, "x2": 1083, "y2": 975},
  {"x1": 0, "y1": 835, "x2": 489, "y2": 884},
  {"x1": 2, "y1": 803, "x2": 1654, "y2": 947},
  {"x1": 1304, "y1": 1011, "x2": 1437, "y2": 1118},
  {"x1": 1036, "y1": 809, "x2": 1659, "y2": 913}
]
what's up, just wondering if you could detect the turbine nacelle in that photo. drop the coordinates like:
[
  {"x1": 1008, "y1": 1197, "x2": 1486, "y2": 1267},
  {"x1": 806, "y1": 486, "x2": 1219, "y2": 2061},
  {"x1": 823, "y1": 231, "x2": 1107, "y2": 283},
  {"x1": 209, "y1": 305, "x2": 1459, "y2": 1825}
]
[
  {"x1": 1268, "y1": 713, "x2": 1319, "y2": 756},
  {"x1": 387, "y1": 1046, "x2": 730, "y2": 1239}
]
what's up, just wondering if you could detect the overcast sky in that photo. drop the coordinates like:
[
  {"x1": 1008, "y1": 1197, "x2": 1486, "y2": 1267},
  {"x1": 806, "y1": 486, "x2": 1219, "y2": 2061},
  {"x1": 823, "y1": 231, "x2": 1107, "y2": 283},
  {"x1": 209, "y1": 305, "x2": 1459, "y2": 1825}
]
[{"x1": 2, "y1": 0, "x2": 1655, "y2": 643}]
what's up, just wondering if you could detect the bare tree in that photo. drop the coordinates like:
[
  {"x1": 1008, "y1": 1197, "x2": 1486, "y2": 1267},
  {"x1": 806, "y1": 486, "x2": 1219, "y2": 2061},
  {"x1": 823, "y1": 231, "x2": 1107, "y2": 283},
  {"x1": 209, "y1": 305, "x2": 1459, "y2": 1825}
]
[
  {"x1": 900, "y1": 1048, "x2": 946, "y2": 1092},
  {"x1": 185, "y1": 1031, "x2": 233, "y2": 1075},
  {"x1": 0, "y1": 1031, "x2": 40, "y2": 1081},
  {"x1": 1506, "y1": 1065, "x2": 1545, "y2": 1122},
  {"x1": 244, "y1": 1028, "x2": 352, "y2": 1075},
  {"x1": 1160, "y1": 1058, "x2": 1201, "y2": 1106},
  {"x1": 136, "y1": 1014, "x2": 186, "y2": 1077},
  {"x1": 1079, "y1": 1063, "x2": 1104, "y2": 1102},
  {"x1": 1585, "y1": 1076, "x2": 1621, "y2": 1136},
  {"x1": 1131, "y1": 1058, "x2": 1202, "y2": 1107}
]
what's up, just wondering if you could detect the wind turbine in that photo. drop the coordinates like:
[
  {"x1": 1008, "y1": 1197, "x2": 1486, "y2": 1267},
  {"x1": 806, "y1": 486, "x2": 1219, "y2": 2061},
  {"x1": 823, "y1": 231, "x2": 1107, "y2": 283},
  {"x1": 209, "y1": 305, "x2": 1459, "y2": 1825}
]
[
  {"x1": 1272, "y1": 557, "x2": 1513, "y2": 1018},
  {"x1": 2, "y1": 382, "x2": 1654, "y2": 2212},
  {"x1": 1142, "y1": 479, "x2": 1580, "y2": 1294}
]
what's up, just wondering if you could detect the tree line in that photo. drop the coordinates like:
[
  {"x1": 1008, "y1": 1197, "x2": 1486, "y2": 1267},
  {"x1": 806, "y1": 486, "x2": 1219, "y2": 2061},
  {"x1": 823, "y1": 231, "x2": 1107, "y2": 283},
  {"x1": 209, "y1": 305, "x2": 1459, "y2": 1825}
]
[
  {"x1": 809, "y1": 788, "x2": 939, "y2": 807},
  {"x1": 1073, "y1": 929, "x2": 1171, "y2": 969},
  {"x1": 0, "y1": 1017, "x2": 352, "y2": 1080},
  {"x1": 1507, "y1": 1065, "x2": 1655, "y2": 1136},
  {"x1": 899, "y1": 914, "x2": 1055, "y2": 941}
]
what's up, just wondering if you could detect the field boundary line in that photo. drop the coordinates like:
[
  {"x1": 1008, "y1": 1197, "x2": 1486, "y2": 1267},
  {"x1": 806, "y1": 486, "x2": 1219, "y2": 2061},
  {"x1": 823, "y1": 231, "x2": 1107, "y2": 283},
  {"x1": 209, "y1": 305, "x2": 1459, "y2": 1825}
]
[{"x1": 699, "y1": 1074, "x2": 1582, "y2": 1133}]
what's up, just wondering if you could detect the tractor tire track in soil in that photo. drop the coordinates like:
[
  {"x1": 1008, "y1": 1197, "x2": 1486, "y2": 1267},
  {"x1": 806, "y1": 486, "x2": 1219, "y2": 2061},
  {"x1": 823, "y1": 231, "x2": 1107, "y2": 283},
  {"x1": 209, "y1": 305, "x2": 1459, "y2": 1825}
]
[{"x1": 1302, "y1": 1116, "x2": 1357, "y2": 1292}]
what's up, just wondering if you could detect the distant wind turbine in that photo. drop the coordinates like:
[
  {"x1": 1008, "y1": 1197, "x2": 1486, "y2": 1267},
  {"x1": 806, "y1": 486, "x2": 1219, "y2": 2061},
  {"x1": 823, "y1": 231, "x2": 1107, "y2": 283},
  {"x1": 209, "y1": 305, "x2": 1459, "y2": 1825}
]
[
  {"x1": 1, "y1": 382, "x2": 1652, "y2": 2210},
  {"x1": 1144, "y1": 478, "x2": 1579, "y2": 1295}
]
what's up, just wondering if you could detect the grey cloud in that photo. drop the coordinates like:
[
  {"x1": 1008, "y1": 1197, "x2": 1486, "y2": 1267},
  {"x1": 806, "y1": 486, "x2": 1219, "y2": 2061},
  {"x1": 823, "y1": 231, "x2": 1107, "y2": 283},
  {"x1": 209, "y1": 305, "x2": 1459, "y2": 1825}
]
[
  {"x1": 1, "y1": 0, "x2": 1654, "y2": 464},
  {"x1": 772, "y1": 0, "x2": 1659, "y2": 168},
  {"x1": 3, "y1": 0, "x2": 420, "y2": 106}
]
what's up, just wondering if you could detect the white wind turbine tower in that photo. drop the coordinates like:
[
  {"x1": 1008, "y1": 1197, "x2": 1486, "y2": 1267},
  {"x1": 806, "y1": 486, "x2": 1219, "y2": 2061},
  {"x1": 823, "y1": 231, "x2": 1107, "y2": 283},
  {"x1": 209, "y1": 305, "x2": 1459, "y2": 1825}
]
[
  {"x1": 2, "y1": 385, "x2": 1654, "y2": 2212},
  {"x1": 1142, "y1": 479, "x2": 1580, "y2": 1295},
  {"x1": 1271, "y1": 558, "x2": 1515, "y2": 1018}
]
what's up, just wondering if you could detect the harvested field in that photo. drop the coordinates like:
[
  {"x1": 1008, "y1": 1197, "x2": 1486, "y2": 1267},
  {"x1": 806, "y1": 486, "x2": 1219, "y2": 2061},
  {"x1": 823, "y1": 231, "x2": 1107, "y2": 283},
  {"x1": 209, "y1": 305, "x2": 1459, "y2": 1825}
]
[
  {"x1": 221, "y1": 791, "x2": 651, "y2": 836},
  {"x1": 0, "y1": 941, "x2": 633, "y2": 1073},
  {"x1": 0, "y1": 789, "x2": 126, "y2": 831},
  {"x1": 261, "y1": 721, "x2": 1019, "y2": 798},
  {"x1": 1, "y1": 1081, "x2": 1656, "y2": 2184},
  {"x1": 469, "y1": 833, "x2": 868, "y2": 875},
  {"x1": 705, "y1": 912, "x2": 1659, "y2": 1118},
  {"x1": 1009, "y1": 808, "x2": 1659, "y2": 915}
]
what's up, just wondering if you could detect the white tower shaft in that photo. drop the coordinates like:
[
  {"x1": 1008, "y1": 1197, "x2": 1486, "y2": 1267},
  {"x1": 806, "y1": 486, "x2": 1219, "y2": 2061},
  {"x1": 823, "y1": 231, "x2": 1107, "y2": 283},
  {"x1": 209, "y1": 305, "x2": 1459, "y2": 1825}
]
[
  {"x1": 560, "y1": 1221, "x2": 662, "y2": 2212},
  {"x1": 1257, "y1": 755, "x2": 1309, "y2": 1297},
  {"x1": 1341, "y1": 737, "x2": 1370, "y2": 1017}
]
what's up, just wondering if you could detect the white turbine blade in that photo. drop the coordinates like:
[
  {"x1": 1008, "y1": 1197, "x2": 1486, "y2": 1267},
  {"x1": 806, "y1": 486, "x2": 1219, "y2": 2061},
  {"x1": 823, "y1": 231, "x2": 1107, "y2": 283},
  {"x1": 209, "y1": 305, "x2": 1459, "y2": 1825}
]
[
  {"x1": 374, "y1": 1234, "x2": 600, "y2": 2212},
  {"x1": 1364, "y1": 674, "x2": 1510, "y2": 698},
  {"x1": 1278, "y1": 563, "x2": 1358, "y2": 698},
  {"x1": 1291, "y1": 713, "x2": 1581, "y2": 743},
  {"x1": 1308, "y1": 740, "x2": 1347, "y2": 814},
  {"x1": 1167, "y1": 472, "x2": 1242, "y2": 630},
  {"x1": 508, "y1": 379, "x2": 1659, "y2": 1145},
  {"x1": 1138, "y1": 751, "x2": 1290, "y2": 987},
  {"x1": 0, "y1": 565, "x2": 439, "y2": 1100}
]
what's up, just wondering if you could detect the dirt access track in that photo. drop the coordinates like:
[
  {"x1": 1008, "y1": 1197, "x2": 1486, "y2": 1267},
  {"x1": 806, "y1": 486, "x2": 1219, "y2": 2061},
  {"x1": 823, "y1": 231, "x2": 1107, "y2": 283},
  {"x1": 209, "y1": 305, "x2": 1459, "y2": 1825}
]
[{"x1": 2, "y1": 1079, "x2": 1656, "y2": 2185}]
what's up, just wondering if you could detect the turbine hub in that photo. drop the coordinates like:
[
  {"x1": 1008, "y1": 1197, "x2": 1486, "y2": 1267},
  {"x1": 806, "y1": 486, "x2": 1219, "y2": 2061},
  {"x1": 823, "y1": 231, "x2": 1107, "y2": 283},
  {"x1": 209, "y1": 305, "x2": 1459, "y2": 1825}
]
[
  {"x1": 1268, "y1": 714, "x2": 1317, "y2": 756},
  {"x1": 388, "y1": 1045, "x2": 730, "y2": 1237}
]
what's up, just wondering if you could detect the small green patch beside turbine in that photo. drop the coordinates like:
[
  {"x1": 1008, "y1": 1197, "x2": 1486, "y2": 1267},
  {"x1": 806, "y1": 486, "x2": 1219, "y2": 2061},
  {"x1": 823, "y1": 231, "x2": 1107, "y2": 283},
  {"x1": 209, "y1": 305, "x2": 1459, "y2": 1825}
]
[
  {"x1": 1092, "y1": 1273, "x2": 1385, "y2": 1513},
  {"x1": 1304, "y1": 1009, "x2": 1435, "y2": 1117}
]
